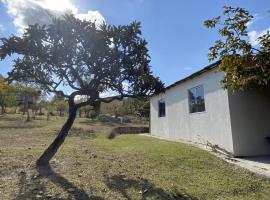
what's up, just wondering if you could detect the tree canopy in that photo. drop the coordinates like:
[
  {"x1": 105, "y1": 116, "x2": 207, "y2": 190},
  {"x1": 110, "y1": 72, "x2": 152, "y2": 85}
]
[
  {"x1": 204, "y1": 6, "x2": 270, "y2": 90},
  {"x1": 0, "y1": 14, "x2": 163, "y2": 103}
]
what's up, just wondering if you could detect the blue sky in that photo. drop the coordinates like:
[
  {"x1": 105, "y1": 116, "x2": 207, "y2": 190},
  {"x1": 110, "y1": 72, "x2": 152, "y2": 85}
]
[{"x1": 0, "y1": 0, "x2": 270, "y2": 88}]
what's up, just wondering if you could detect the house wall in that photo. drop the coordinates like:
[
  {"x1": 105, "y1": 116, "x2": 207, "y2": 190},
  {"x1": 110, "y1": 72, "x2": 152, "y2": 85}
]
[
  {"x1": 228, "y1": 89, "x2": 270, "y2": 156},
  {"x1": 150, "y1": 69, "x2": 234, "y2": 153}
]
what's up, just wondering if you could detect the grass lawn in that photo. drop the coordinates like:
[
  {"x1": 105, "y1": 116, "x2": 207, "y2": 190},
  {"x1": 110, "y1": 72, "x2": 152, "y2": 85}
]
[{"x1": 0, "y1": 114, "x2": 269, "y2": 200}]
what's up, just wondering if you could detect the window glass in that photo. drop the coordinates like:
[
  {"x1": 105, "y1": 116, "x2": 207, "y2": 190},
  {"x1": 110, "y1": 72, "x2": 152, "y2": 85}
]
[
  {"x1": 158, "y1": 99, "x2": 166, "y2": 117},
  {"x1": 188, "y1": 85, "x2": 205, "y2": 113}
]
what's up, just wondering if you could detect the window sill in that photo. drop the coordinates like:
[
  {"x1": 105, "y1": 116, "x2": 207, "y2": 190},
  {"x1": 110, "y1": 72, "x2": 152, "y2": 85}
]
[{"x1": 189, "y1": 111, "x2": 206, "y2": 115}]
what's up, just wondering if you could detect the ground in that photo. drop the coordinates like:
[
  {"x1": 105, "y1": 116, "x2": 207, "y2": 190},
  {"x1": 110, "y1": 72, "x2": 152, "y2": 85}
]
[{"x1": 0, "y1": 114, "x2": 270, "y2": 200}]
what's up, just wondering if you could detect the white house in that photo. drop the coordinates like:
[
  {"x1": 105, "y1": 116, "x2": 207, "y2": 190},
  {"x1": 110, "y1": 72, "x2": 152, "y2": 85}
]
[{"x1": 150, "y1": 61, "x2": 270, "y2": 157}]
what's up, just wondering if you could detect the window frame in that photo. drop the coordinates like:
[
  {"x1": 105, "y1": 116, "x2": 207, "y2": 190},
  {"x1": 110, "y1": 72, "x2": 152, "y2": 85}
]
[
  {"x1": 158, "y1": 99, "x2": 166, "y2": 117},
  {"x1": 188, "y1": 85, "x2": 206, "y2": 114}
]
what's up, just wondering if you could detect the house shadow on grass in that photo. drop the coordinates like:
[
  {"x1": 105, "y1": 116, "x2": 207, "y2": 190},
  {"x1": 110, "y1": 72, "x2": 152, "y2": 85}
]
[
  {"x1": 104, "y1": 175, "x2": 198, "y2": 200},
  {"x1": 16, "y1": 165, "x2": 104, "y2": 200}
]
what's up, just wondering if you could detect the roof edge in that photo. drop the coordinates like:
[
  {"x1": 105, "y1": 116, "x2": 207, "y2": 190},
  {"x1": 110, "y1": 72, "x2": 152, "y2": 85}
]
[{"x1": 153, "y1": 60, "x2": 221, "y2": 97}]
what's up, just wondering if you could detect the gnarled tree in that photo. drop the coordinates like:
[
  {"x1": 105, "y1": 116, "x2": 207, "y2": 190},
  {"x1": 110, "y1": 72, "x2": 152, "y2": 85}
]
[{"x1": 0, "y1": 14, "x2": 163, "y2": 166}]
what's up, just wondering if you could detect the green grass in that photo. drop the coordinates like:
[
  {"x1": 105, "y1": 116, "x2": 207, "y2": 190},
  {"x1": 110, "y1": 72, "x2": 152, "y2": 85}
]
[{"x1": 0, "y1": 114, "x2": 269, "y2": 199}]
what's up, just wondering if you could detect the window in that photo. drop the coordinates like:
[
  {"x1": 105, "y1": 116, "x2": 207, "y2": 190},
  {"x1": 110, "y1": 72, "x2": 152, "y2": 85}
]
[
  {"x1": 158, "y1": 99, "x2": 166, "y2": 117},
  {"x1": 188, "y1": 85, "x2": 205, "y2": 113}
]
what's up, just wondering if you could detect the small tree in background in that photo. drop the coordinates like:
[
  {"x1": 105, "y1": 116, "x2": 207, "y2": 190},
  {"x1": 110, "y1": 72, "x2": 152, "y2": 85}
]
[
  {"x1": 37, "y1": 92, "x2": 48, "y2": 115},
  {"x1": 50, "y1": 95, "x2": 68, "y2": 117},
  {"x1": 14, "y1": 84, "x2": 40, "y2": 121},
  {"x1": 81, "y1": 105, "x2": 94, "y2": 118},
  {"x1": 204, "y1": 6, "x2": 270, "y2": 90},
  {"x1": 0, "y1": 14, "x2": 163, "y2": 166},
  {"x1": 0, "y1": 76, "x2": 16, "y2": 114},
  {"x1": 76, "y1": 96, "x2": 94, "y2": 118},
  {"x1": 122, "y1": 97, "x2": 145, "y2": 116},
  {"x1": 138, "y1": 101, "x2": 150, "y2": 118}
]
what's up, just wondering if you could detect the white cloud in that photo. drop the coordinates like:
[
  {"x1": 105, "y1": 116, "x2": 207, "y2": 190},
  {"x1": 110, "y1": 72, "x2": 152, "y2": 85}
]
[
  {"x1": 247, "y1": 19, "x2": 256, "y2": 27},
  {"x1": 246, "y1": 13, "x2": 262, "y2": 27},
  {"x1": 0, "y1": 24, "x2": 4, "y2": 33},
  {"x1": 183, "y1": 66, "x2": 193, "y2": 71},
  {"x1": 76, "y1": 11, "x2": 105, "y2": 25},
  {"x1": 100, "y1": 82, "x2": 129, "y2": 98},
  {"x1": 1, "y1": 0, "x2": 105, "y2": 33},
  {"x1": 248, "y1": 28, "x2": 270, "y2": 46},
  {"x1": 100, "y1": 90, "x2": 118, "y2": 98},
  {"x1": 247, "y1": 13, "x2": 269, "y2": 46}
]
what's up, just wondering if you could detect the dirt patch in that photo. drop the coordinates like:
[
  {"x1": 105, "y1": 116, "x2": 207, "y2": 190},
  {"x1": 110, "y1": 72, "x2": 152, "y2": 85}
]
[
  {"x1": 108, "y1": 126, "x2": 149, "y2": 139},
  {"x1": 68, "y1": 127, "x2": 96, "y2": 139}
]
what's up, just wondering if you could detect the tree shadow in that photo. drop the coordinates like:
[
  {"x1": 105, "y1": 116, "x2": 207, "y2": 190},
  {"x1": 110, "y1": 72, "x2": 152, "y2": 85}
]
[
  {"x1": 16, "y1": 165, "x2": 104, "y2": 200},
  {"x1": 16, "y1": 164, "x2": 199, "y2": 200},
  {"x1": 16, "y1": 170, "x2": 64, "y2": 200},
  {"x1": 104, "y1": 175, "x2": 199, "y2": 200}
]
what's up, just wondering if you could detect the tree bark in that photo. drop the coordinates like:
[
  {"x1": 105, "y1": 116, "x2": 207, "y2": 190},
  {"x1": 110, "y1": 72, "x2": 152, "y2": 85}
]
[
  {"x1": 32, "y1": 107, "x2": 36, "y2": 120},
  {"x1": 23, "y1": 96, "x2": 27, "y2": 115},
  {"x1": 36, "y1": 102, "x2": 77, "y2": 166},
  {"x1": 26, "y1": 100, "x2": 31, "y2": 122},
  {"x1": 47, "y1": 112, "x2": 50, "y2": 121},
  {"x1": 1, "y1": 105, "x2": 4, "y2": 115},
  {"x1": 93, "y1": 101, "x2": 101, "y2": 117}
]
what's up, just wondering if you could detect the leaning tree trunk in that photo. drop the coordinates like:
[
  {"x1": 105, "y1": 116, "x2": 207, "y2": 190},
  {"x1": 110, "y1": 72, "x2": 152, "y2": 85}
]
[{"x1": 36, "y1": 104, "x2": 77, "y2": 166}]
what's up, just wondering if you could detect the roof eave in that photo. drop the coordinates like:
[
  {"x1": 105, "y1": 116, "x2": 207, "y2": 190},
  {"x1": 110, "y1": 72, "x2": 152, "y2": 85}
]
[{"x1": 151, "y1": 60, "x2": 221, "y2": 97}]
